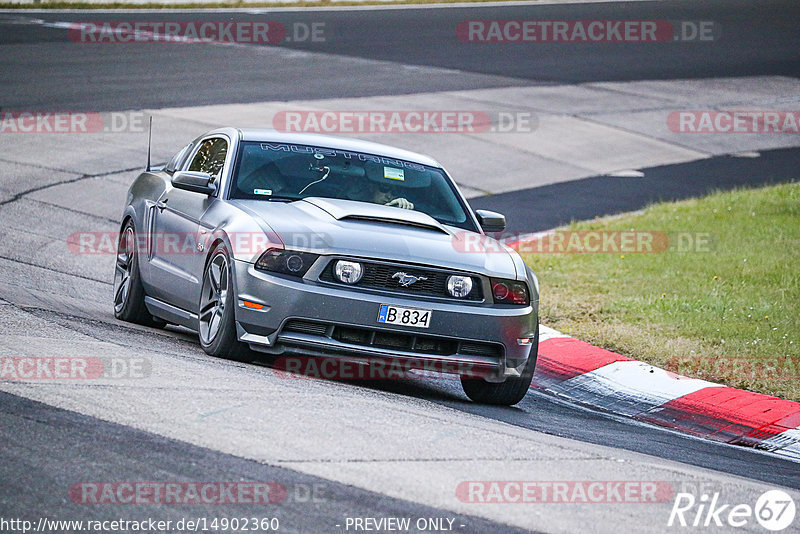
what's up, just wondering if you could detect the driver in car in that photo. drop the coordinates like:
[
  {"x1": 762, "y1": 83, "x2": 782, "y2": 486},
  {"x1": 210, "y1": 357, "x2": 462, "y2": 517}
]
[{"x1": 364, "y1": 180, "x2": 414, "y2": 210}]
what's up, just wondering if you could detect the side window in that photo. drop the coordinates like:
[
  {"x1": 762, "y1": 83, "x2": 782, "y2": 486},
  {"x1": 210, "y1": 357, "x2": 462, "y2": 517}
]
[
  {"x1": 188, "y1": 138, "x2": 228, "y2": 181},
  {"x1": 165, "y1": 143, "x2": 192, "y2": 173}
]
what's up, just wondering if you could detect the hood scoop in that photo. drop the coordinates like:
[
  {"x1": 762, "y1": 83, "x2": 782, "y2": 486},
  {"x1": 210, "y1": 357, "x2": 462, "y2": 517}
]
[{"x1": 302, "y1": 197, "x2": 450, "y2": 235}]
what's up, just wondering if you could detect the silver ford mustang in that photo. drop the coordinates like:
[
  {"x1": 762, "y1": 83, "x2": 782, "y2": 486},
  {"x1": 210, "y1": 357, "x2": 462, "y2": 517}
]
[{"x1": 114, "y1": 128, "x2": 539, "y2": 405}]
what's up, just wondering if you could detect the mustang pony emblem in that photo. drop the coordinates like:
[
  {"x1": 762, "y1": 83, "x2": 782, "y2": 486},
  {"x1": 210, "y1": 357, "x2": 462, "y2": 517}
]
[{"x1": 392, "y1": 272, "x2": 428, "y2": 287}]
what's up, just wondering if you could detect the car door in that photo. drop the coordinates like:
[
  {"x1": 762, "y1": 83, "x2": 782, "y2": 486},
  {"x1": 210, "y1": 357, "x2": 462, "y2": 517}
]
[{"x1": 148, "y1": 136, "x2": 229, "y2": 312}]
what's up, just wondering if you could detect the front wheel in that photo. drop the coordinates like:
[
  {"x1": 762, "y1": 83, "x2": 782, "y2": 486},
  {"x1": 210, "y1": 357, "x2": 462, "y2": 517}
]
[
  {"x1": 198, "y1": 245, "x2": 251, "y2": 362},
  {"x1": 460, "y1": 325, "x2": 539, "y2": 406}
]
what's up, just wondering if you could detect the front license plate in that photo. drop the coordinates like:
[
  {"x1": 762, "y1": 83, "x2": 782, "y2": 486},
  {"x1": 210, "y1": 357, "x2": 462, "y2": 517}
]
[{"x1": 377, "y1": 304, "x2": 432, "y2": 328}]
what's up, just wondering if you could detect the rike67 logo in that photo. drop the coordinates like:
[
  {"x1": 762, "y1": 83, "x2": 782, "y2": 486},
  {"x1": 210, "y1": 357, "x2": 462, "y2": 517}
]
[{"x1": 668, "y1": 489, "x2": 796, "y2": 531}]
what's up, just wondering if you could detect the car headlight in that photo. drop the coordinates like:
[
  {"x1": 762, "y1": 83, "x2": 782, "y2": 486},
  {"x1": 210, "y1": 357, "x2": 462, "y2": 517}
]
[
  {"x1": 491, "y1": 278, "x2": 529, "y2": 305},
  {"x1": 446, "y1": 275, "x2": 473, "y2": 298},
  {"x1": 334, "y1": 260, "x2": 363, "y2": 284},
  {"x1": 255, "y1": 249, "x2": 318, "y2": 277}
]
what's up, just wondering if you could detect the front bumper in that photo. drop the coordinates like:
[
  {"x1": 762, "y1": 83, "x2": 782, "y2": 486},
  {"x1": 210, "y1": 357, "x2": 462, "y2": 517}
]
[{"x1": 232, "y1": 260, "x2": 538, "y2": 381}]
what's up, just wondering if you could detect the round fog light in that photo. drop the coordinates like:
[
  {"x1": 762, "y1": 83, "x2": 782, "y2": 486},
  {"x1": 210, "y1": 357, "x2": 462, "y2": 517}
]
[
  {"x1": 334, "y1": 260, "x2": 363, "y2": 284},
  {"x1": 492, "y1": 282, "x2": 509, "y2": 301},
  {"x1": 447, "y1": 275, "x2": 473, "y2": 298},
  {"x1": 286, "y1": 254, "x2": 304, "y2": 273}
]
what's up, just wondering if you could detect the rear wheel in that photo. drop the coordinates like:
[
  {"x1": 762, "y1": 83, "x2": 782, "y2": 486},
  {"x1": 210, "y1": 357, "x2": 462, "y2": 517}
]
[
  {"x1": 113, "y1": 220, "x2": 165, "y2": 328},
  {"x1": 198, "y1": 244, "x2": 251, "y2": 362},
  {"x1": 460, "y1": 325, "x2": 539, "y2": 406}
]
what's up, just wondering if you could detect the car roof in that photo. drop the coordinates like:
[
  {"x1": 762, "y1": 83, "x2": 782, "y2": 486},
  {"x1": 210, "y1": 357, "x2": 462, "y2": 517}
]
[{"x1": 220, "y1": 128, "x2": 442, "y2": 168}]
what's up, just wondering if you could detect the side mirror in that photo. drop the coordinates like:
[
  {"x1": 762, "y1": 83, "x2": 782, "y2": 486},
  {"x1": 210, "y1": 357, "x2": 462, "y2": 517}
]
[
  {"x1": 171, "y1": 171, "x2": 216, "y2": 195},
  {"x1": 475, "y1": 209, "x2": 506, "y2": 232}
]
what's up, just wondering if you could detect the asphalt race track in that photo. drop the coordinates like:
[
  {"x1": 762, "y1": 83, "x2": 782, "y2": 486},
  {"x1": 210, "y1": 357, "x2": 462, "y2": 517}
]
[
  {"x1": 469, "y1": 146, "x2": 800, "y2": 231},
  {"x1": 1, "y1": 1, "x2": 799, "y2": 533},
  {"x1": 1, "y1": 0, "x2": 799, "y2": 110}
]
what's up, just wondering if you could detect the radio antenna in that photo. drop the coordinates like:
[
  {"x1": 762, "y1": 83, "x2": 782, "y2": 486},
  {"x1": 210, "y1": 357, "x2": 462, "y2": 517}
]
[{"x1": 146, "y1": 115, "x2": 152, "y2": 172}]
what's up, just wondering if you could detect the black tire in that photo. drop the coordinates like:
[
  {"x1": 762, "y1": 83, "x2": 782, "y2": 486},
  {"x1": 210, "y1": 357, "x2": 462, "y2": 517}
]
[
  {"x1": 460, "y1": 325, "x2": 539, "y2": 406},
  {"x1": 113, "y1": 219, "x2": 165, "y2": 328},
  {"x1": 198, "y1": 244, "x2": 251, "y2": 362}
]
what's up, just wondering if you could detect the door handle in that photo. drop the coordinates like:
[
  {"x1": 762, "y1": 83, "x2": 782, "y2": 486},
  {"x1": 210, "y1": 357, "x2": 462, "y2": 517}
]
[{"x1": 156, "y1": 199, "x2": 168, "y2": 212}]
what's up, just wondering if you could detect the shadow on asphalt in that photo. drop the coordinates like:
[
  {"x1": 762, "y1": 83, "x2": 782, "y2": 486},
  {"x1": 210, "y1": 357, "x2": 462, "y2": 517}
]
[
  {"x1": 469, "y1": 147, "x2": 800, "y2": 232},
  {"x1": 256, "y1": 352, "x2": 800, "y2": 490}
]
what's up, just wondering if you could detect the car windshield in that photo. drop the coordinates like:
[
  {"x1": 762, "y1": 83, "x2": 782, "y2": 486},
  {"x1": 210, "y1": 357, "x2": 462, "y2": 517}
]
[{"x1": 230, "y1": 141, "x2": 476, "y2": 231}]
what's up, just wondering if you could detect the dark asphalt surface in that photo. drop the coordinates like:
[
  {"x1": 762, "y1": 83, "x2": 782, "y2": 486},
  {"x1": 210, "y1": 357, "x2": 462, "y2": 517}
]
[
  {"x1": 308, "y1": 373, "x2": 800, "y2": 491},
  {"x1": 0, "y1": 0, "x2": 798, "y2": 110},
  {"x1": 469, "y1": 146, "x2": 800, "y2": 232},
  {"x1": 0, "y1": 391, "x2": 534, "y2": 534}
]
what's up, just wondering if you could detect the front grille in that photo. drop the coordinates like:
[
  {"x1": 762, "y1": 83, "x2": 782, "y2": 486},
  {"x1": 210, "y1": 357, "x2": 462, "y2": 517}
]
[
  {"x1": 319, "y1": 259, "x2": 483, "y2": 301},
  {"x1": 283, "y1": 320, "x2": 330, "y2": 336},
  {"x1": 280, "y1": 319, "x2": 501, "y2": 360},
  {"x1": 459, "y1": 341, "x2": 503, "y2": 359}
]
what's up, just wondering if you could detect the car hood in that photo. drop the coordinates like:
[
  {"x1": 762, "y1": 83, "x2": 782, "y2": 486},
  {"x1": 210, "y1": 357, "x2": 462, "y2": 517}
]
[{"x1": 229, "y1": 197, "x2": 519, "y2": 278}]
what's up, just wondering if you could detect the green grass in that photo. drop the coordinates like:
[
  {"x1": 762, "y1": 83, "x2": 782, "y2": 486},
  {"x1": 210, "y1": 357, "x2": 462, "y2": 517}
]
[{"x1": 522, "y1": 182, "x2": 800, "y2": 401}]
